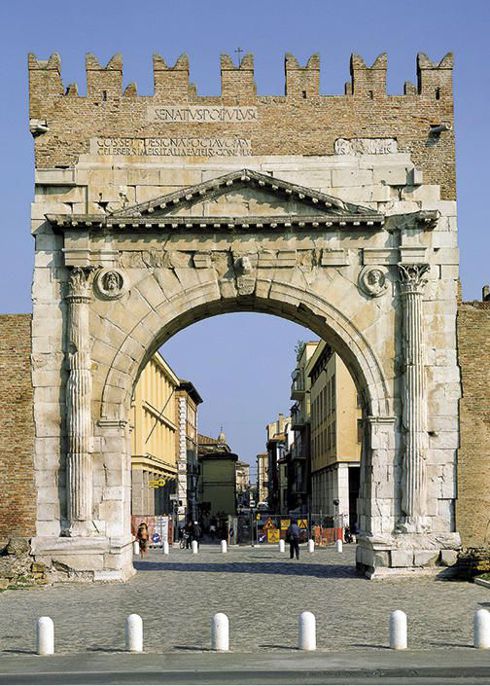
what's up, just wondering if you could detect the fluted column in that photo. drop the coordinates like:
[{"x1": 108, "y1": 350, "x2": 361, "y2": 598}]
[
  {"x1": 65, "y1": 267, "x2": 93, "y2": 532},
  {"x1": 398, "y1": 263, "x2": 430, "y2": 533}
]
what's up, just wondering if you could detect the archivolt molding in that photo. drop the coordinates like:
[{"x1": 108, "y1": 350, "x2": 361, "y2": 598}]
[{"x1": 98, "y1": 276, "x2": 392, "y2": 421}]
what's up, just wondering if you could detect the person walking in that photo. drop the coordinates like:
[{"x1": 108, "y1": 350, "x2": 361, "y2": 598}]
[
  {"x1": 136, "y1": 521, "x2": 149, "y2": 558},
  {"x1": 286, "y1": 518, "x2": 300, "y2": 560},
  {"x1": 191, "y1": 520, "x2": 201, "y2": 550}
]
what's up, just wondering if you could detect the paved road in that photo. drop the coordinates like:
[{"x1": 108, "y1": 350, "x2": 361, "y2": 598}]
[{"x1": 0, "y1": 544, "x2": 488, "y2": 657}]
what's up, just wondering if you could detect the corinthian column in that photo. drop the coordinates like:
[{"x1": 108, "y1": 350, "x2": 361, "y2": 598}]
[
  {"x1": 398, "y1": 263, "x2": 430, "y2": 533},
  {"x1": 65, "y1": 267, "x2": 93, "y2": 533}
]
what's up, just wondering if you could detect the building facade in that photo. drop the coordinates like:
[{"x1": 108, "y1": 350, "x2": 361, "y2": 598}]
[
  {"x1": 130, "y1": 352, "x2": 180, "y2": 516},
  {"x1": 175, "y1": 381, "x2": 202, "y2": 523},
  {"x1": 235, "y1": 460, "x2": 251, "y2": 507},
  {"x1": 256, "y1": 453, "x2": 269, "y2": 505},
  {"x1": 289, "y1": 342, "x2": 318, "y2": 513},
  {"x1": 308, "y1": 342, "x2": 362, "y2": 527},
  {"x1": 265, "y1": 413, "x2": 290, "y2": 512}
]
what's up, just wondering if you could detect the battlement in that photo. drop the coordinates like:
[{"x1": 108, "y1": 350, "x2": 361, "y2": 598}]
[{"x1": 28, "y1": 51, "x2": 453, "y2": 105}]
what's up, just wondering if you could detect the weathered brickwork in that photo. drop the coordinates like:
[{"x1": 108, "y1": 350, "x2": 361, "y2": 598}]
[
  {"x1": 0, "y1": 315, "x2": 35, "y2": 539},
  {"x1": 457, "y1": 302, "x2": 490, "y2": 548},
  {"x1": 28, "y1": 52, "x2": 455, "y2": 199}
]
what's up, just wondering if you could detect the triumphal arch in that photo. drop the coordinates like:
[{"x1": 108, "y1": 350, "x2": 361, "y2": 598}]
[{"x1": 29, "y1": 51, "x2": 461, "y2": 579}]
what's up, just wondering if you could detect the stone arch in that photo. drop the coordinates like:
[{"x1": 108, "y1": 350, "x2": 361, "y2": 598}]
[{"x1": 100, "y1": 278, "x2": 392, "y2": 423}]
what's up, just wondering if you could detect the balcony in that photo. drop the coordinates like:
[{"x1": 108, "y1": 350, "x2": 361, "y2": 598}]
[
  {"x1": 290, "y1": 403, "x2": 306, "y2": 430},
  {"x1": 290, "y1": 373, "x2": 305, "y2": 400}
]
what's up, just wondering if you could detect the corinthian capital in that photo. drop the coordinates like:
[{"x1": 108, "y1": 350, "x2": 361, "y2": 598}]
[
  {"x1": 66, "y1": 267, "x2": 93, "y2": 301},
  {"x1": 398, "y1": 263, "x2": 430, "y2": 293}
]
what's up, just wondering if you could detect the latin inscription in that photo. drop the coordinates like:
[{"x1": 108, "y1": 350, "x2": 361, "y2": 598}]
[
  {"x1": 335, "y1": 138, "x2": 398, "y2": 155},
  {"x1": 94, "y1": 137, "x2": 252, "y2": 157},
  {"x1": 147, "y1": 105, "x2": 258, "y2": 124}
]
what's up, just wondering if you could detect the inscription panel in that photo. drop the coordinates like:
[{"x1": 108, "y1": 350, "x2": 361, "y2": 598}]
[
  {"x1": 147, "y1": 105, "x2": 258, "y2": 123},
  {"x1": 335, "y1": 138, "x2": 398, "y2": 155},
  {"x1": 93, "y1": 137, "x2": 252, "y2": 157}
]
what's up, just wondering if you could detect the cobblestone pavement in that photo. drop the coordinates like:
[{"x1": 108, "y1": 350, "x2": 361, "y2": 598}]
[{"x1": 0, "y1": 545, "x2": 488, "y2": 655}]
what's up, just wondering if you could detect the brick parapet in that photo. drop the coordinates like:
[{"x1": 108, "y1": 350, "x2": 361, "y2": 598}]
[
  {"x1": 457, "y1": 302, "x2": 490, "y2": 548},
  {"x1": 28, "y1": 52, "x2": 456, "y2": 198},
  {"x1": 0, "y1": 315, "x2": 35, "y2": 539}
]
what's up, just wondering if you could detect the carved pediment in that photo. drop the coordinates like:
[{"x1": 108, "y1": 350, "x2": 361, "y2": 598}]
[{"x1": 109, "y1": 169, "x2": 381, "y2": 226}]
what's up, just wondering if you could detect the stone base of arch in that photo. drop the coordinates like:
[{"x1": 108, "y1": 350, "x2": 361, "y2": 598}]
[
  {"x1": 356, "y1": 532, "x2": 462, "y2": 578},
  {"x1": 30, "y1": 535, "x2": 135, "y2": 583}
]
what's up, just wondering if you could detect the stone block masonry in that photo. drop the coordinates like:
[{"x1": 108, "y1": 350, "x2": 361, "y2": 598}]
[
  {"x1": 0, "y1": 315, "x2": 35, "y2": 540},
  {"x1": 457, "y1": 301, "x2": 490, "y2": 549},
  {"x1": 28, "y1": 51, "x2": 455, "y2": 199}
]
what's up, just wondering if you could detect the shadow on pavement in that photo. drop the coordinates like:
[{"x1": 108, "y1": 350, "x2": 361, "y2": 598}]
[{"x1": 134, "y1": 560, "x2": 359, "y2": 579}]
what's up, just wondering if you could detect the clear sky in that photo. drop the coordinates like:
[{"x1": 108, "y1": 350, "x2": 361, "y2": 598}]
[{"x1": 1, "y1": 0, "x2": 489, "y2": 466}]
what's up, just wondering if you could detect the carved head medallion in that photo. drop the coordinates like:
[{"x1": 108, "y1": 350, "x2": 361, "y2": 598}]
[
  {"x1": 359, "y1": 265, "x2": 388, "y2": 298},
  {"x1": 94, "y1": 268, "x2": 128, "y2": 300}
]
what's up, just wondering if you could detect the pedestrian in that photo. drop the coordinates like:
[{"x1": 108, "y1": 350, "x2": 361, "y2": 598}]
[
  {"x1": 191, "y1": 520, "x2": 201, "y2": 549},
  {"x1": 136, "y1": 521, "x2": 149, "y2": 558},
  {"x1": 184, "y1": 519, "x2": 193, "y2": 549},
  {"x1": 286, "y1": 518, "x2": 300, "y2": 560}
]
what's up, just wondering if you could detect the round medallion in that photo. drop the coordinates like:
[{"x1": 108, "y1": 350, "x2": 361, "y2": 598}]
[
  {"x1": 94, "y1": 268, "x2": 128, "y2": 300},
  {"x1": 358, "y1": 266, "x2": 388, "y2": 298}
]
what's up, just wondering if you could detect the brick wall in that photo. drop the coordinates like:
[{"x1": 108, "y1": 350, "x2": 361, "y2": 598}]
[
  {"x1": 28, "y1": 52, "x2": 456, "y2": 199},
  {"x1": 457, "y1": 302, "x2": 490, "y2": 548},
  {"x1": 0, "y1": 315, "x2": 35, "y2": 538}
]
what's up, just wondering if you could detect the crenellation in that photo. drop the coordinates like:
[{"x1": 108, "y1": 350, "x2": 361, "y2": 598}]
[
  {"x1": 349, "y1": 53, "x2": 387, "y2": 98},
  {"x1": 153, "y1": 53, "x2": 190, "y2": 100},
  {"x1": 417, "y1": 52, "x2": 454, "y2": 99},
  {"x1": 86, "y1": 53, "x2": 123, "y2": 99},
  {"x1": 220, "y1": 52, "x2": 256, "y2": 101},
  {"x1": 284, "y1": 53, "x2": 320, "y2": 98}
]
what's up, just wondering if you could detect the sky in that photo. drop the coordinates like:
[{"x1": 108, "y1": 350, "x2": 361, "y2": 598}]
[{"x1": 0, "y1": 0, "x2": 489, "y2": 467}]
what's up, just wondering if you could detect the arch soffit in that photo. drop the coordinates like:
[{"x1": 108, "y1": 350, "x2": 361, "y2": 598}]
[{"x1": 99, "y1": 278, "x2": 392, "y2": 421}]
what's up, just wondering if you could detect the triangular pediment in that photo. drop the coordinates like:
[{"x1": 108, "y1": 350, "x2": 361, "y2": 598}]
[{"x1": 109, "y1": 169, "x2": 382, "y2": 224}]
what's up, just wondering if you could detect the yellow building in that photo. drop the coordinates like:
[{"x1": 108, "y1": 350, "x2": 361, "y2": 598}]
[
  {"x1": 130, "y1": 352, "x2": 180, "y2": 516},
  {"x1": 256, "y1": 453, "x2": 269, "y2": 504},
  {"x1": 307, "y1": 341, "x2": 362, "y2": 527}
]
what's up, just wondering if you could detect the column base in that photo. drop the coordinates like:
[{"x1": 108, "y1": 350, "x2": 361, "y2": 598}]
[
  {"x1": 356, "y1": 531, "x2": 462, "y2": 579},
  {"x1": 30, "y1": 535, "x2": 135, "y2": 583}
]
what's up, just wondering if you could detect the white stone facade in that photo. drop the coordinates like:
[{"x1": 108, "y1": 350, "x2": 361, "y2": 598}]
[{"x1": 31, "y1": 149, "x2": 461, "y2": 579}]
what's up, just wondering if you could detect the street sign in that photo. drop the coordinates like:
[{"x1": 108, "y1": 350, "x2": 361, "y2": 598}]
[
  {"x1": 267, "y1": 529, "x2": 280, "y2": 543},
  {"x1": 298, "y1": 519, "x2": 308, "y2": 528},
  {"x1": 169, "y1": 494, "x2": 178, "y2": 501},
  {"x1": 280, "y1": 519, "x2": 291, "y2": 530},
  {"x1": 149, "y1": 478, "x2": 166, "y2": 488},
  {"x1": 263, "y1": 517, "x2": 275, "y2": 530}
]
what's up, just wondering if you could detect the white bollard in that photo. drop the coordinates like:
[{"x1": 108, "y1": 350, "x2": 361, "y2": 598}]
[
  {"x1": 307, "y1": 539, "x2": 314, "y2": 554},
  {"x1": 335, "y1": 538, "x2": 343, "y2": 553},
  {"x1": 474, "y1": 609, "x2": 490, "y2": 649},
  {"x1": 163, "y1": 541, "x2": 169, "y2": 555},
  {"x1": 211, "y1": 613, "x2": 229, "y2": 651},
  {"x1": 298, "y1": 611, "x2": 316, "y2": 651},
  {"x1": 192, "y1": 540, "x2": 198, "y2": 554},
  {"x1": 220, "y1": 540, "x2": 227, "y2": 553},
  {"x1": 389, "y1": 610, "x2": 407, "y2": 650},
  {"x1": 133, "y1": 540, "x2": 140, "y2": 556},
  {"x1": 279, "y1": 539, "x2": 285, "y2": 553},
  {"x1": 126, "y1": 614, "x2": 143, "y2": 653},
  {"x1": 36, "y1": 616, "x2": 54, "y2": 656}
]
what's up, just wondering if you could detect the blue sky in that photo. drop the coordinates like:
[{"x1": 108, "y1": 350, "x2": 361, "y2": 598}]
[{"x1": 1, "y1": 0, "x2": 489, "y2": 466}]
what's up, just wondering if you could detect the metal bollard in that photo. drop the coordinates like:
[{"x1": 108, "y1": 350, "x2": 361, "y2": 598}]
[
  {"x1": 132, "y1": 540, "x2": 140, "y2": 556},
  {"x1": 126, "y1": 614, "x2": 143, "y2": 653},
  {"x1": 307, "y1": 539, "x2": 314, "y2": 553},
  {"x1": 474, "y1": 609, "x2": 490, "y2": 649},
  {"x1": 36, "y1": 616, "x2": 54, "y2": 656},
  {"x1": 192, "y1": 540, "x2": 198, "y2": 554},
  {"x1": 211, "y1": 613, "x2": 229, "y2": 651},
  {"x1": 389, "y1": 610, "x2": 407, "y2": 650},
  {"x1": 163, "y1": 541, "x2": 169, "y2": 555},
  {"x1": 335, "y1": 538, "x2": 343, "y2": 553},
  {"x1": 279, "y1": 539, "x2": 285, "y2": 553},
  {"x1": 220, "y1": 540, "x2": 227, "y2": 553},
  {"x1": 298, "y1": 611, "x2": 316, "y2": 650}
]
